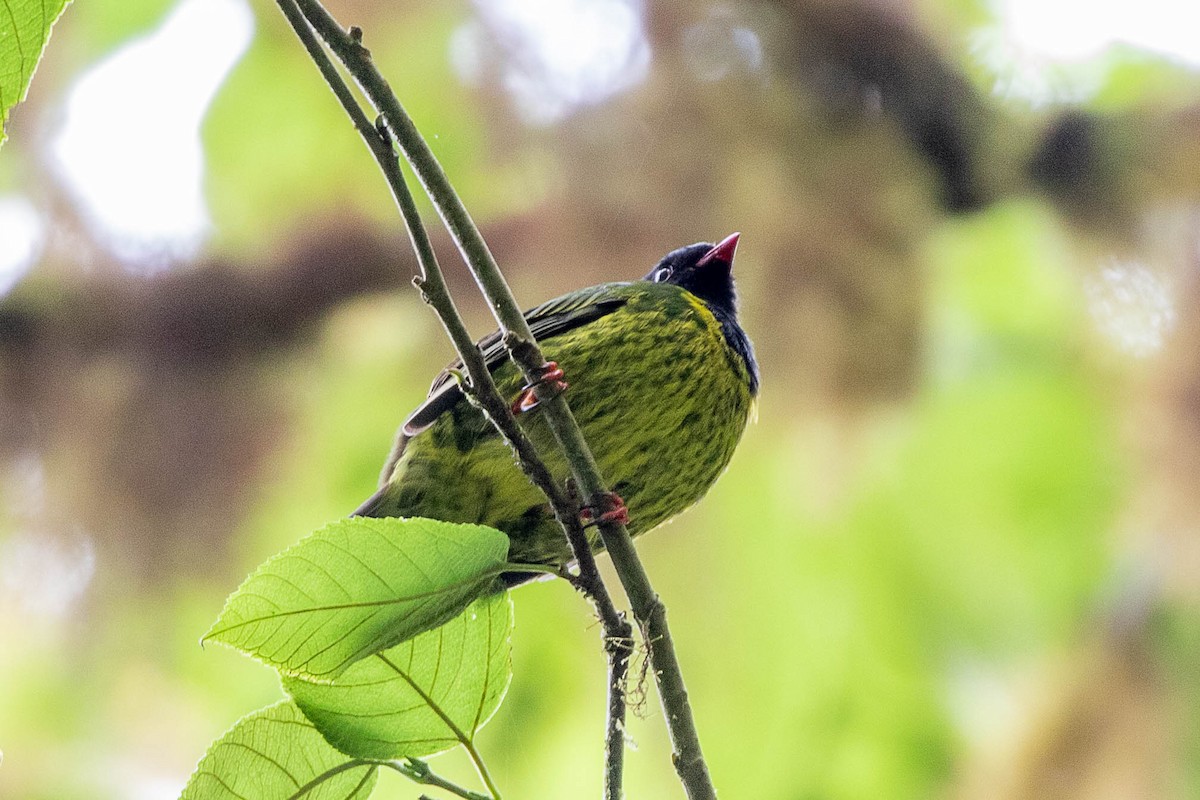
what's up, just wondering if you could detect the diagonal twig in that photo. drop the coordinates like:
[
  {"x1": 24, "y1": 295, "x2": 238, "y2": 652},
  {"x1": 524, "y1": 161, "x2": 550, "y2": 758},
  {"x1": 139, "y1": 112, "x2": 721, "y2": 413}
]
[
  {"x1": 286, "y1": 3, "x2": 714, "y2": 793},
  {"x1": 273, "y1": 3, "x2": 638, "y2": 797}
]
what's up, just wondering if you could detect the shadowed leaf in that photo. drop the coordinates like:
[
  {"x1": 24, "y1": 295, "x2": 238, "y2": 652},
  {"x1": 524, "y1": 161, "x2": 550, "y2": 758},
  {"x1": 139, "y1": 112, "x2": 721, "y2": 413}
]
[{"x1": 285, "y1": 593, "x2": 512, "y2": 760}]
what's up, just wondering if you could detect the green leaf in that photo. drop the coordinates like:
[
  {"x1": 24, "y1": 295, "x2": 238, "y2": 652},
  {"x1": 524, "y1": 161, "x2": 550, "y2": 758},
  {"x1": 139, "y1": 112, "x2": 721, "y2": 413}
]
[
  {"x1": 204, "y1": 517, "x2": 509, "y2": 680},
  {"x1": 284, "y1": 593, "x2": 512, "y2": 760},
  {"x1": 0, "y1": 0, "x2": 72, "y2": 147},
  {"x1": 180, "y1": 700, "x2": 378, "y2": 800}
]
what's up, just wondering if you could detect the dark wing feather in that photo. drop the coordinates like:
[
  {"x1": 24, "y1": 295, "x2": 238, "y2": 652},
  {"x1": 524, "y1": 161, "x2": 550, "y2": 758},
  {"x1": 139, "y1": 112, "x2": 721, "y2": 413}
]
[
  {"x1": 424, "y1": 288, "x2": 629, "y2": 395},
  {"x1": 376, "y1": 286, "x2": 629, "y2": 486}
]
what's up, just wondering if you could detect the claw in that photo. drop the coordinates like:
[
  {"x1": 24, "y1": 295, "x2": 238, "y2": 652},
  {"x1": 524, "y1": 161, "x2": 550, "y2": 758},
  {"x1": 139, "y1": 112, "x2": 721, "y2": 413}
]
[
  {"x1": 511, "y1": 361, "x2": 569, "y2": 415},
  {"x1": 581, "y1": 492, "x2": 630, "y2": 527}
]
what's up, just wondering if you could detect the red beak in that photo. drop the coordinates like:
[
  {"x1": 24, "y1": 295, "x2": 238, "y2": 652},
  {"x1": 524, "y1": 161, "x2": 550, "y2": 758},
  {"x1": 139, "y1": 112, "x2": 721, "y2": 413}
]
[{"x1": 696, "y1": 232, "x2": 740, "y2": 268}]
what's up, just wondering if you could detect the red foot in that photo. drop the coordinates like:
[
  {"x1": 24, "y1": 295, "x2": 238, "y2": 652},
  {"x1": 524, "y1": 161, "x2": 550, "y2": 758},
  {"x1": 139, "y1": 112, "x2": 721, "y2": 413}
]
[
  {"x1": 511, "y1": 361, "x2": 568, "y2": 414},
  {"x1": 581, "y1": 493, "x2": 630, "y2": 527}
]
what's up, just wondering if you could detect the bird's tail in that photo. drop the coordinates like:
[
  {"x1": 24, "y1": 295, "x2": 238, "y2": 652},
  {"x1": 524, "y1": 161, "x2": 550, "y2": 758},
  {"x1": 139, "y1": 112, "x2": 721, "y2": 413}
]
[
  {"x1": 349, "y1": 484, "x2": 514, "y2": 644},
  {"x1": 351, "y1": 484, "x2": 396, "y2": 518},
  {"x1": 352, "y1": 484, "x2": 542, "y2": 592}
]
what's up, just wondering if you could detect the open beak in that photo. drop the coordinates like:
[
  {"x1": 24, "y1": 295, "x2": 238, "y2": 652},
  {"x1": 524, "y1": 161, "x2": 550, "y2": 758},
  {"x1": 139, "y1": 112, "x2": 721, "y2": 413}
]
[{"x1": 696, "y1": 232, "x2": 740, "y2": 269}]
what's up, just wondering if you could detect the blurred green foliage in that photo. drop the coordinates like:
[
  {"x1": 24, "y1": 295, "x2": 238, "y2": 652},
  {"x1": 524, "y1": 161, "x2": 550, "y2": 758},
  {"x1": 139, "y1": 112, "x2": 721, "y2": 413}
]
[{"x1": 1, "y1": 0, "x2": 1198, "y2": 798}]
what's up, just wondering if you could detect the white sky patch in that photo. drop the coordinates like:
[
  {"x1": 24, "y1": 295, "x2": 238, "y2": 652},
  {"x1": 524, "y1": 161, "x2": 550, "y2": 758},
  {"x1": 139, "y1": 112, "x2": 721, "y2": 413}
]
[
  {"x1": 109, "y1": 765, "x2": 190, "y2": 800},
  {"x1": 979, "y1": 0, "x2": 1200, "y2": 101},
  {"x1": 998, "y1": 0, "x2": 1200, "y2": 65},
  {"x1": 682, "y1": 13, "x2": 763, "y2": 82},
  {"x1": 3, "y1": 451, "x2": 47, "y2": 520},
  {"x1": 455, "y1": 0, "x2": 650, "y2": 125},
  {"x1": 49, "y1": 0, "x2": 254, "y2": 272},
  {"x1": 0, "y1": 455, "x2": 95, "y2": 619},
  {"x1": 0, "y1": 529, "x2": 96, "y2": 619},
  {"x1": 0, "y1": 196, "x2": 44, "y2": 297},
  {"x1": 1085, "y1": 260, "x2": 1177, "y2": 357}
]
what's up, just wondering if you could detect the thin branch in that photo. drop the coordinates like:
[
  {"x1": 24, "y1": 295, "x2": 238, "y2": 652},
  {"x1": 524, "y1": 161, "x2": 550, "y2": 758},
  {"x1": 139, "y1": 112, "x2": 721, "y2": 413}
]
[
  {"x1": 370, "y1": 111, "x2": 636, "y2": 798},
  {"x1": 462, "y1": 741, "x2": 503, "y2": 800},
  {"x1": 364, "y1": 116, "x2": 637, "y2": 797},
  {"x1": 604, "y1": 623, "x2": 633, "y2": 799},
  {"x1": 276, "y1": 2, "x2": 701, "y2": 797},
  {"x1": 322, "y1": 24, "x2": 716, "y2": 794},
  {"x1": 364, "y1": 55, "x2": 637, "y2": 800}
]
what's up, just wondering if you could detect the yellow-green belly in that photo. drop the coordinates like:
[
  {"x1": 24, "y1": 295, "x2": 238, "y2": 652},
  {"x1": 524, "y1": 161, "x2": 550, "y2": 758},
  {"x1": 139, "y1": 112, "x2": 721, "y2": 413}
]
[{"x1": 376, "y1": 284, "x2": 754, "y2": 568}]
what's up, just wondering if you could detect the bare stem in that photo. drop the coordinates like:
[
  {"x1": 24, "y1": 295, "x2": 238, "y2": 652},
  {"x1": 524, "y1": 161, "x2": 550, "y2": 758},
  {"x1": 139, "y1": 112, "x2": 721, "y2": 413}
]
[
  {"x1": 389, "y1": 757, "x2": 494, "y2": 800},
  {"x1": 462, "y1": 741, "x2": 503, "y2": 800},
  {"x1": 276, "y1": 2, "x2": 712, "y2": 797}
]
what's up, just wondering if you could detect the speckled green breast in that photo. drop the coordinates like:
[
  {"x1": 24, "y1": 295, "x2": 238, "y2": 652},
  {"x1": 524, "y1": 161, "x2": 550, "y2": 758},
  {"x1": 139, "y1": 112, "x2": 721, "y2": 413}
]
[{"x1": 372, "y1": 281, "x2": 755, "y2": 569}]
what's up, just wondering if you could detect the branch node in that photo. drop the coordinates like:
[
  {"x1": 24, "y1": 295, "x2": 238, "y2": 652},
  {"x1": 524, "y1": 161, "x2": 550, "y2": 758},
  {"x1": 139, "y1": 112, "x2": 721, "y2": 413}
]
[
  {"x1": 502, "y1": 332, "x2": 538, "y2": 364},
  {"x1": 411, "y1": 275, "x2": 435, "y2": 305},
  {"x1": 638, "y1": 594, "x2": 667, "y2": 631},
  {"x1": 346, "y1": 24, "x2": 372, "y2": 57},
  {"x1": 404, "y1": 757, "x2": 432, "y2": 780}
]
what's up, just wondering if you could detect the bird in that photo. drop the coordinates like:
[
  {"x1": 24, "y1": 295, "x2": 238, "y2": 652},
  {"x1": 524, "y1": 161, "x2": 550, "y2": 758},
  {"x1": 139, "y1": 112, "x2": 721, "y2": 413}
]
[{"x1": 354, "y1": 233, "x2": 758, "y2": 583}]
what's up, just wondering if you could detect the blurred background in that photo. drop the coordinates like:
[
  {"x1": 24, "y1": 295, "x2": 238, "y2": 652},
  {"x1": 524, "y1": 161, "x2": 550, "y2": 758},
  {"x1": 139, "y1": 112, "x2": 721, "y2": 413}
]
[{"x1": 3, "y1": 0, "x2": 1200, "y2": 797}]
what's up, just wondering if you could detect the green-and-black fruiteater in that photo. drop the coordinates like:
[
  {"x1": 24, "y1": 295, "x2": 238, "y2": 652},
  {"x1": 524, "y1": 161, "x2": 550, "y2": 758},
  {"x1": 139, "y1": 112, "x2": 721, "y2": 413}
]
[{"x1": 355, "y1": 233, "x2": 758, "y2": 581}]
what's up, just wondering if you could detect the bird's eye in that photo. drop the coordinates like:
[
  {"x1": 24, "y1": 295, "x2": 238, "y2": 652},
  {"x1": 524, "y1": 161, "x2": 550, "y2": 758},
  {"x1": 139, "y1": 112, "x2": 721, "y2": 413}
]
[{"x1": 652, "y1": 267, "x2": 672, "y2": 283}]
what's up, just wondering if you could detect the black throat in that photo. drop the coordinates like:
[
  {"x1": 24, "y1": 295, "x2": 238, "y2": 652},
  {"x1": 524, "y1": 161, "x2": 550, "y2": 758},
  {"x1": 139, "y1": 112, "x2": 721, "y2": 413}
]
[{"x1": 646, "y1": 242, "x2": 759, "y2": 395}]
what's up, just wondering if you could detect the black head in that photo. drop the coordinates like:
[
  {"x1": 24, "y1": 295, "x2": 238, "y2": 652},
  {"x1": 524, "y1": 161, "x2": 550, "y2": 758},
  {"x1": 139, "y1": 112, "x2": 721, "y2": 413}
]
[
  {"x1": 644, "y1": 233, "x2": 758, "y2": 394},
  {"x1": 644, "y1": 233, "x2": 742, "y2": 319}
]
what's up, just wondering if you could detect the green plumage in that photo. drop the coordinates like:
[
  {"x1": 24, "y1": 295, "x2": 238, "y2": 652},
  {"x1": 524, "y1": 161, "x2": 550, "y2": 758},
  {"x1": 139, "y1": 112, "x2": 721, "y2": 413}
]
[{"x1": 356, "y1": 238, "x2": 757, "y2": 576}]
